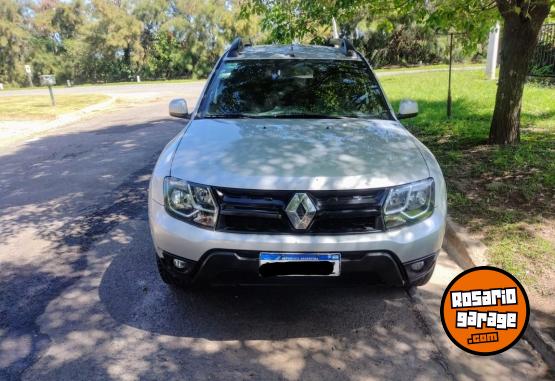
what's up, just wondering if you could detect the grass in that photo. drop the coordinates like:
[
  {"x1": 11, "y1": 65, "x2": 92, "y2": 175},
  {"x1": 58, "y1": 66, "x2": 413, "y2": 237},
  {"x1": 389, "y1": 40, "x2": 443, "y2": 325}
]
[
  {"x1": 374, "y1": 62, "x2": 484, "y2": 73},
  {"x1": 0, "y1": 94, "x2": 110, "y2": 121},
  {"x1": 380, "y1": 70, "x2": 555, "y2": 289}
]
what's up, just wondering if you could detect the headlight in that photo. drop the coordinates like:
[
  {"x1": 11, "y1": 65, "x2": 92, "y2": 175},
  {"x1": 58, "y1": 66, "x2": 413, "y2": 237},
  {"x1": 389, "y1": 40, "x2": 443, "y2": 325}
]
[
  {"x1": 163, "y1": 177, "x2": 218, "y2": 228},
  {"x1": 384, "y1": 178, "x2": 434, "y2": 228}
]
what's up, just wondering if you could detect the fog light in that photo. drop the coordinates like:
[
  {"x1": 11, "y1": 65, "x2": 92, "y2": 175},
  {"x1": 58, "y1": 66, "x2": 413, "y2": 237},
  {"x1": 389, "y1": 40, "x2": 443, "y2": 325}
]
[
  {"x1": 173, "y1": 258, "x2": 187, "y2": 269},
  {"x1": 410, "y1": 260, "x2": 425, "y2": 272}
]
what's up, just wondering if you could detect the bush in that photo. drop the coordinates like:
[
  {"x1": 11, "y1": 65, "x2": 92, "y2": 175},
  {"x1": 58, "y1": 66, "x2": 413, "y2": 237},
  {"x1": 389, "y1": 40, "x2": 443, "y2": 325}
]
[
  {"x1": 530, "y1": 40, "x2": 555, "y2": 77},
  {"x1": 352, "y1": 19, "x2": 473, "y2": 68}
]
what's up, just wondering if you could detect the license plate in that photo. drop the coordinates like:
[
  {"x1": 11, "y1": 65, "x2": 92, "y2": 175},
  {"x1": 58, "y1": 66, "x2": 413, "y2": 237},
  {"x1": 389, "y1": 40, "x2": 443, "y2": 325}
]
[{"x1": 259, "y1": 252, "x2": 341, "y2": 277}]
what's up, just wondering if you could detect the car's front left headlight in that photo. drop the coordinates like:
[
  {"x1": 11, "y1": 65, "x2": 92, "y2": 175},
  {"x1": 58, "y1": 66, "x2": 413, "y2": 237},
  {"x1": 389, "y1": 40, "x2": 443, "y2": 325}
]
[
  {"x1": 384, "y1": 178, "x2": 434, "y2": 229},
  {"x1": 163, "y1": 177, "x2": 218, "y2": 228}
]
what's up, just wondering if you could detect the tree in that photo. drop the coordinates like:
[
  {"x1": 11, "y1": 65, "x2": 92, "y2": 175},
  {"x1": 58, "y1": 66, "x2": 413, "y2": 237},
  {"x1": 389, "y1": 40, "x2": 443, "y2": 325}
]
[
  {"x1": 3, "y1": 0, "x2": 266, "y2": 85},
  {"x1": 133, "y1": 0, "x2": 169, "y2": 66},
  {"x1": 414, "y1": 0, "x2": 551, "y2": 144},
  {"x1": 29, "y1": 0, "x2": 86, "y2": 84},
  {"x1": 489, "y1": 0, "x2": 551, "y2": 144},
  {"x1": 242, "y1": 0, "x2": 554, "y2": 145},
  {"x1": 0, "y1": 1, "x2": 30, "y2": 85},
  {"x1": 79, "y1": 0, "x2": 144, "y2": 82},
  {"x1": 146, "y1": 0, "x2": 264, "y2": 79}
]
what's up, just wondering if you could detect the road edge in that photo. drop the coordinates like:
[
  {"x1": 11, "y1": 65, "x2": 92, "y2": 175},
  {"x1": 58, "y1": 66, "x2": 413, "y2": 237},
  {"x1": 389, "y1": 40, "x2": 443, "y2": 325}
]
[
  {"x1": 0, "y1": 96, "x2": 116, "y2": 150},
  {"x1": 41, "y1": 95, "x2": 116, "y2": 130},
  {"x1": 442, "y1": 216, "x2": 555, "y2": 370}
]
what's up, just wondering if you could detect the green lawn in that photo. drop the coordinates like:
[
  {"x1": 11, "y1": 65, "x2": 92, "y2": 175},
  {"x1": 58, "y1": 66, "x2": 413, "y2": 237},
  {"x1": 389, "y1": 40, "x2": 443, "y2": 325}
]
[
  {"x1": 374, "y1": 63, "x2": 484, "y2": 73},
  {"x1": 0, "y1": 94, "x2": 110, "y2": 121},
  {"x1": 380, "y1": 70, "x2": 555, "y2": 289}
]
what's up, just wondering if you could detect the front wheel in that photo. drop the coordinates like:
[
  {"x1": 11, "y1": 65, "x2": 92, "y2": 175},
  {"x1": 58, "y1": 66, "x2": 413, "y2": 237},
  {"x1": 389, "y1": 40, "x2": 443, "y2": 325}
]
[{"x1": 156, "y1": 255, "x2": 194, "y2": 290}]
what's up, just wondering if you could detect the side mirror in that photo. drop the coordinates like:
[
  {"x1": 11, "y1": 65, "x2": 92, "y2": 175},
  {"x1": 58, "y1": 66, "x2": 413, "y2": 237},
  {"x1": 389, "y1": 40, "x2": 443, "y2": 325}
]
[
  {"x1": 397, "y1": 99, "x2": 419, "y2": 119},
  {"x1": 169, "y1": 98, "x2": 189, "y2": 118}
]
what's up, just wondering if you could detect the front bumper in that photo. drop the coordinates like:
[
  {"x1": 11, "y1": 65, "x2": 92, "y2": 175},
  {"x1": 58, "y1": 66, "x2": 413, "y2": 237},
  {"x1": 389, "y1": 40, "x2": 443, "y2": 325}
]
[{"x1": 159, "y1": 250, "x2": 438, "y2": 287}]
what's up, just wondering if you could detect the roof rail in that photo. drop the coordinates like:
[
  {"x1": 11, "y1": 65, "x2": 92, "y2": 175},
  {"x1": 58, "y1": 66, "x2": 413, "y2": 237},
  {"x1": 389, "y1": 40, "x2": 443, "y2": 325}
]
[
  {"x1": 325, "y1": 38, "x2": 341, "y2": 47},
  {"x1": 324, "y1": 37, "x2": 356, "y2": 57},
  {"x1": 227, "y1": 37, "x2": 243, "y2": 57},
  {"x1": 340, "y1": 38, "x2": 356, "y2": 57}
]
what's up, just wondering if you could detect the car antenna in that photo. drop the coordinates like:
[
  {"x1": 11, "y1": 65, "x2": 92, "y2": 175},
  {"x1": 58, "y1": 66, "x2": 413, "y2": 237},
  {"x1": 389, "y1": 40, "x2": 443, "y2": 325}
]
[{"x1": 286, "y1": 0, "x2": 295, "y2": 57}]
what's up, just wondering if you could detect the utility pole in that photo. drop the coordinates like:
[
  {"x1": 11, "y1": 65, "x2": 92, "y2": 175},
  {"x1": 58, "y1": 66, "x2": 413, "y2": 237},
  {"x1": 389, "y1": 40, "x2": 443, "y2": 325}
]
[
  {"x1": 485, "y1": 22, "x2": 500, "y2": 80},
  {"x1": 447, "y1": 31, "x2": 454, "y2": 119},
  {"x1": 446, "y1": 29, "x2": 463, "y2": 119}
]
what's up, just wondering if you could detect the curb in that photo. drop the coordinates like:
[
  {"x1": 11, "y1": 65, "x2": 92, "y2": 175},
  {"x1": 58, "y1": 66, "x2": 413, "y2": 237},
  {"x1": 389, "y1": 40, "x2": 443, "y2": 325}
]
[
  {"x1": 442, "y1": 216, "x2": 488, "y2": 269},
  {"x1": 443, "y1": 216, "x2": 555, "y2": 370},
  {"x1": 42, "y1": 95, "x2": 116, "y2": 129}
]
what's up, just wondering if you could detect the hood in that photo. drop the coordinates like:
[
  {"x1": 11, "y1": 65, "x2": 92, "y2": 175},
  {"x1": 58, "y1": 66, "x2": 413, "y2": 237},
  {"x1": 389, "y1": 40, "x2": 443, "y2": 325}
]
[{"x1": 171, "y1": 118, "x2": 429, "y2": 190}]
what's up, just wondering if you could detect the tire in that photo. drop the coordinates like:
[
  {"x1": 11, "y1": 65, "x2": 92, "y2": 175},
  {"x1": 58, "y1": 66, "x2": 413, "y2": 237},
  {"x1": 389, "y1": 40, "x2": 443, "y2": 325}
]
[{"x1": 156, "y1": 255, "x2": 194, "y2": 290}]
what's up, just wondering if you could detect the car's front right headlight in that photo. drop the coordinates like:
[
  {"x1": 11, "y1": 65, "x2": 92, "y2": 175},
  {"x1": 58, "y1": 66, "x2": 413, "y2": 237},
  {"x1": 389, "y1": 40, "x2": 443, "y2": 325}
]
[
  {"x1": 384, "y1": 178, "x2": 434, "y2": 229},
  {"x1": 163, "y1": 177, "x2": 218, "y2": 228}
]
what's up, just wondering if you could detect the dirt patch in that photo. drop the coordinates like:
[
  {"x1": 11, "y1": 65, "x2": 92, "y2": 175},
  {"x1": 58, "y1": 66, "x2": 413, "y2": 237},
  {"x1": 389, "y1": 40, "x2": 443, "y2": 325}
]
[
  {"x1": 416, "y1": 122, "x2": 555, "y2": 303},
  {"x1": 441, "y1": 142, "x2": 555, "y2": 339}
]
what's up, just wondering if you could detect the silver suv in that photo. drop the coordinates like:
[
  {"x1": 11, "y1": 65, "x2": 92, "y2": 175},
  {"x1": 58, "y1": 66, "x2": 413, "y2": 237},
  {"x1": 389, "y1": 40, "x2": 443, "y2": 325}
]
[{"x1": 148, "y1": 39, "x2": 447, "y2": 290}]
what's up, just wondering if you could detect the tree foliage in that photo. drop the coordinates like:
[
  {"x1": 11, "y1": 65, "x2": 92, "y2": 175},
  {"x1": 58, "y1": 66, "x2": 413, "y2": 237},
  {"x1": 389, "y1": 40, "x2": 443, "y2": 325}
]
[
  {"x1": 359, "y1": 17, "x2": 446, "y2": 67},
  {"x1": 0, "y1": 1, "x2": 30, "y2": 84},
  {"x1": 0, "y1": 0, "x2": 264, "y2": 85},
  {"x1": 240, "y1": 0, "x2": 332, "y2": 43},
  {"x1": 241, "y1": 0, "x2": 499, "y2": 47}
]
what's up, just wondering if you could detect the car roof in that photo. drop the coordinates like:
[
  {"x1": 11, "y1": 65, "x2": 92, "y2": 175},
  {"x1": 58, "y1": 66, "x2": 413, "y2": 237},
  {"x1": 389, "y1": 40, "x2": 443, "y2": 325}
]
[{"x1": 225, "y1": 44, "x2": 362, "y2": 61}]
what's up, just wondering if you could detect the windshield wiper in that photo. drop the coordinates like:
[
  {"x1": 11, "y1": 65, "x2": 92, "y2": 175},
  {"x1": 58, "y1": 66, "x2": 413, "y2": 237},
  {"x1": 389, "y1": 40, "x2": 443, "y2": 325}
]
[
  {"x1": 266, "y1": 114, "x2": 346, "y2": 119},
  {"x1": 200, "y1": 113, "x2": 258, "y2": 119}
]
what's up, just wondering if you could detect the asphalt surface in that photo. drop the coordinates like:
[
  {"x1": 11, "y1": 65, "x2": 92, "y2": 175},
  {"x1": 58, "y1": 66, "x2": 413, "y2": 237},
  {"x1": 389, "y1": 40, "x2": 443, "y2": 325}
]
[
  {"x1": 0, "y1": 81, "x2": 207, "y2": 98},
  {"x1": 0, "y1": 91, "x2": 552, "y2": 380}
]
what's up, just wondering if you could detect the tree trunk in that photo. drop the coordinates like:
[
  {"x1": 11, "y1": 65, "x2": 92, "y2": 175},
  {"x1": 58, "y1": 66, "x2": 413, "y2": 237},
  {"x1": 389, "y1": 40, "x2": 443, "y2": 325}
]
[
  {"x1": 124, "y1": 44, "x2": 131, "y2": 67},
  {"x1": 489, "y1": 0, "x2": 550, "y2": 145}
]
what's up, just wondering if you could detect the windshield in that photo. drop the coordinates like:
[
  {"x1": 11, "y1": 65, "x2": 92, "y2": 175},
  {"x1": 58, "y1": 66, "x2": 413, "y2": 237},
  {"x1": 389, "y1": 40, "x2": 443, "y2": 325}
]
[{"x1": 198, "y1": 59, "x2": 392, "y2": 119}]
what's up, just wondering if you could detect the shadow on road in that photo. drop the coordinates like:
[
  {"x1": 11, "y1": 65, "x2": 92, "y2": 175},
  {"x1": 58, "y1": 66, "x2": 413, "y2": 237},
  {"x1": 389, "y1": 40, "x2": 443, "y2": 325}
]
[{"x1": 0, "y1": 115, "x2": 182, "y2": 380}]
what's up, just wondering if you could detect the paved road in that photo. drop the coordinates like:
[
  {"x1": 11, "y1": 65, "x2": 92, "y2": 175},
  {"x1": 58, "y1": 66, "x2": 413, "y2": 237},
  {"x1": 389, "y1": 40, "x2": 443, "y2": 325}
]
[
  {"x1": 0, "y1": 96, "x2": 552, "y2": 380},
  {"x1": 0, "y1": 81, "x2": 207, "y2": 98}
]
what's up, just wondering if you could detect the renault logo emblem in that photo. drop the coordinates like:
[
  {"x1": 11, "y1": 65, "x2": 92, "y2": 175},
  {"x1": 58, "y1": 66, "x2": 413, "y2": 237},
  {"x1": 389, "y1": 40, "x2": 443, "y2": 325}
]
[{"x1": 285, "y1": 193, "x2": 317, "y2": 230}]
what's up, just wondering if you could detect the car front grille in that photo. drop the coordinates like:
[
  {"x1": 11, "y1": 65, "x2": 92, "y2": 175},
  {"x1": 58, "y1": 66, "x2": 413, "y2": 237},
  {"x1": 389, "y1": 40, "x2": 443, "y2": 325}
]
[{"x1": 213, "y1": 187, "x2": 387, "y2": 234}]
